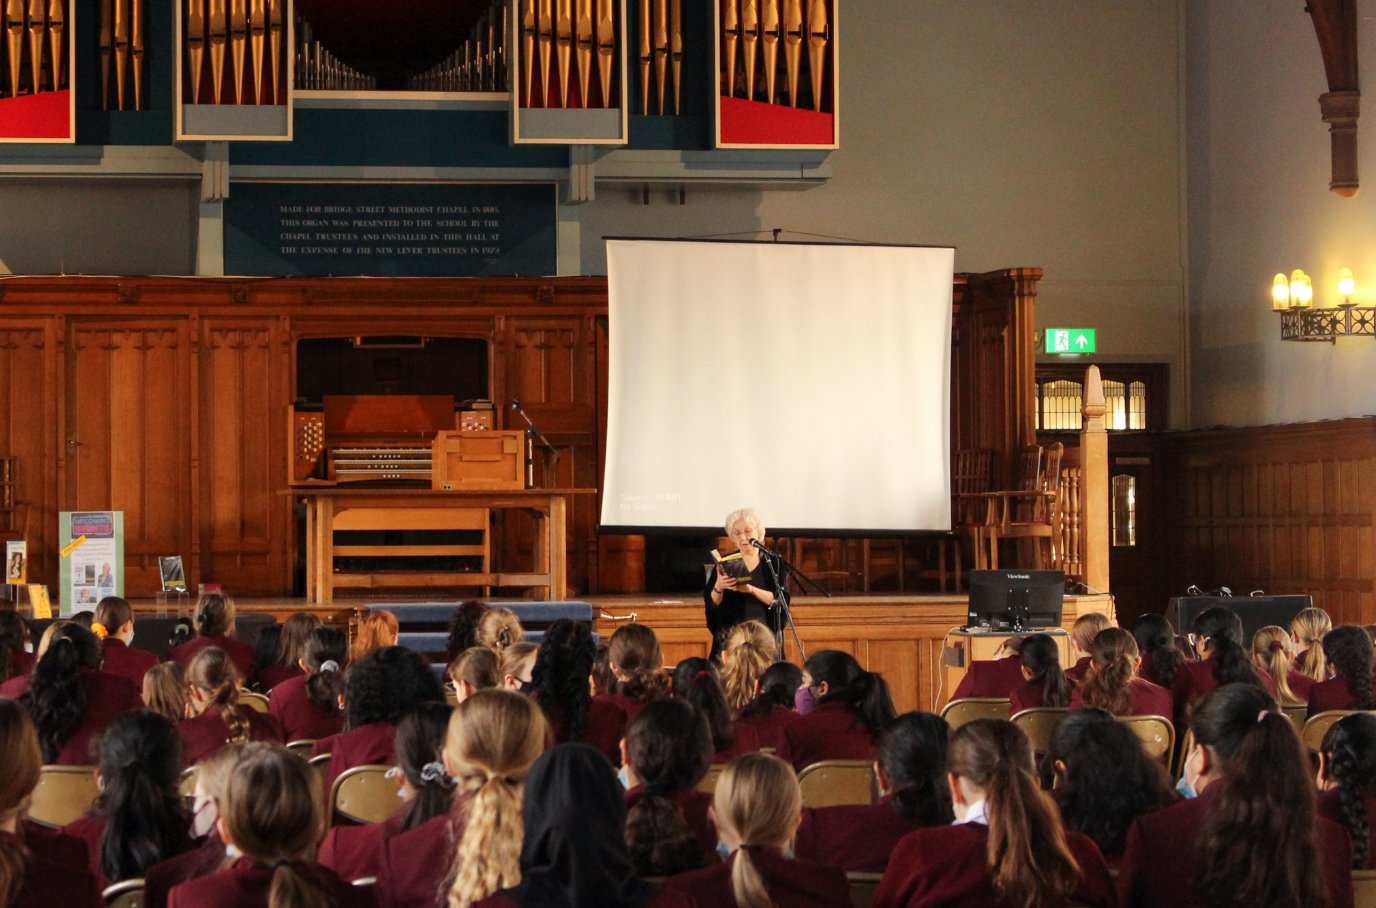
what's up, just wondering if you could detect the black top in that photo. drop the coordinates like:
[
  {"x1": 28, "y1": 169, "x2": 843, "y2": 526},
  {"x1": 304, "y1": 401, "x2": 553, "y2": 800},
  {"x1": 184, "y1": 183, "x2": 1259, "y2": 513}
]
[{"x1": 703, "y1": 556, "x2": 779, "y2": 637}]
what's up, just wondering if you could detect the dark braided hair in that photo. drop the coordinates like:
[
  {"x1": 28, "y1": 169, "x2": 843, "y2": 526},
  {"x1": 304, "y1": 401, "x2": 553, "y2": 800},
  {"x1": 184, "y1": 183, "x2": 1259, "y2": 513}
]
[
  {"x1": 1321, "y1": 713, "x2": 1376, "y2": 868},
  {"x1": 19, "y1": 624, "x2": 101, "y2": 762},
  {"x1": 529, "y1": 619, "x2": 596, "y2": 744},
  {"x1": 445, "y1": 600, "x2": 489, "y2": 661},
  {"x1": 1322, "y1": 626, "x2": 1376, "y2": 710}
]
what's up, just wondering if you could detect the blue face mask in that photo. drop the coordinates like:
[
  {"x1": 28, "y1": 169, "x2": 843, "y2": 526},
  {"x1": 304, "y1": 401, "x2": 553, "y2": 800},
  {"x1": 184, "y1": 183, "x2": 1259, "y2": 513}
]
[
  {"x1": 1176, "y1": 748, "x2": 1200, "y2": 799},
  {"x1": 617, "y1": 764, "x2": 632, "y2": 789},
  {"x1": 795, "y1": 687, "x2": 816, "y2": 716},
  {"x1": 716, "y1": 842, "x2": 733, "y2": 858}
]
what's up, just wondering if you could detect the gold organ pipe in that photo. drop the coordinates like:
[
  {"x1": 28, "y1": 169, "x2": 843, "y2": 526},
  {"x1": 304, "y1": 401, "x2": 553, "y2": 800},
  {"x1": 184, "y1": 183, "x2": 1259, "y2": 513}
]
[
  {"x1": 806, "y1": 0, "x2": 825, "y2": 111},
  {"x1": 739, "y1": 0, "x2": 756, "y2": 101},
  {"x1": 47, "y1": 0, "x2": 63, "y2": 92},
  {"x1": 555, "y1": 0, "x2": 572, "y2": 107},
  {"x1": 186, "y1": 0, "x2": 204, "y2": 105},
  {"x1": 229, "y1": 0, "x2": 246, "y2": 103},
  {"x1": 4, "y1": 0, "x2": 21, "y2": 98},
  {"x1": 781, "y1": 0, "x2": 800, "y2": 106},
  {"x1": 131, "y1": 0, "x2": 144, "y2": 109},
  {"x1": 520, "y1": 0, "x2": 535, "y2": 105},
  {"x1": 721, "y1": 0, "x2": 737, "y2": 98},
  {"x1": 575, "y1": 0, "x2": 591, "y2": 106},
  {"x1": 113, "y1": 0, "x2": 127, "y2": 106},
  {"x1": 670, "y1": 0, "x2": 680, "y2": 113},
  {"x1": 595, "y1": 0, "x2": 613, "y2": 108},
  {"x1": 248, "y1": 0, "x2": 264, "y2": 102},
  {"x1": 26, "y1": 0, "x2": 42, "y2": 96},
  {"x1": 268, "y1": 0, "x2": 280, "y2": 101},
  {"x1": 537, "y1": 0, "x2": 553, "y2": 106},
  {"x1": 652, "y1": 0, "x2": 666, "y2": 114},
  {"x1": 636, "y1": 0, "x2": 648, "y2": 113},
  {"x1": 760, "y1": 0, "x2": 777, "y2": 105},
  {"x1": 208, "y1": 0, "x2": 226, "y2": 103}
]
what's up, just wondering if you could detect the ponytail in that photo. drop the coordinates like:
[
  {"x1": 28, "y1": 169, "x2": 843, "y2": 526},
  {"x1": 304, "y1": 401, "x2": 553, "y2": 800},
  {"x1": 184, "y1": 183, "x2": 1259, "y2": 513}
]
[
  {"x1": 731, "y1": 846, "x2": 775, "y2": 908},
  {"x1": 268, "y1": 861, "x2": 332, "y2": 908},
  {"x1": 0, "y1": 833, "x2": 25, "y2": 908},
  {"x1": 222, "y1": 745, "x2": 329, "y2": 908},
  {"x1": 672, "y1": 659, "x2": 736, "y2": 752},
  {"x1": 1322, "y1": 714, "x2": 1376, "y2": 869},
  {"x1": 803, "y1": 650, "x2": 897, "y2": 735},
  {"x1": 0, "y1": 700, "x2": 41, "y2": 907},
  {"x1": 1193, "y1": 608, "x2": 1266, "y2": 692},
  {"x1": 187, "y1": 647, "x2": 250, "y2": 744},
  {"x1": 719, "y1": 621, "x2": 778, "y2": 715},
  {"x1": 396, "y1": 703, "x2": 456, "y2": 833},
  {"x1": 301, "y1": 628, "x2": 347, "y2": 717},
  {"x1": 1291, "y1": 608, "x2": 1332, "y2": 683},
  {"x1": 1252, "y1": 627, "x2": 1301, "y2": 706},
  {"x1": 96, "y1": 711, "x2": 187, "y2": 884},
  {"x1": 1019, "y1": 634, "x2": 1071, "y2": 710},
  {"x1": 1079, "y1": 628, "x2": 1138, "y2": 716},
  {"x1": 447, "y1": 773, "x2": 525, "y2": 908},
  {"x1": 608, "y1": 623, "x2": 671, "y2": 705},
  {"x1": 20, "y1": 626, "x2": 100, "y2": 763},
  {"x1": 714, "y1": 754, "x2": 801, "y2": 908},
  {"x1": 1323, "y1": 626, "x2": 1376, "y2": 711},
  {"x1": 1131, "y1": 614, "x2": 1184, "y2": 689},
  {"x1": 529, "y1": 619, "x2": 595, "y2": 743}
]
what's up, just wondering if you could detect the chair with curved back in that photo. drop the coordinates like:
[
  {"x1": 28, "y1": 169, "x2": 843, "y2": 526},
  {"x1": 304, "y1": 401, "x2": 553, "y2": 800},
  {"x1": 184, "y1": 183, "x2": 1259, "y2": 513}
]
[
  {"x1": 238, "y1": 691, "x2": 271, "y2": 714},
  {"x1": 796, "y1": 760, "x2": 875, "y2": 809},
  {"x1": 847, "y1": 872, "x2": 883, "y2": 908},
  {"x1": 696, "y1": 763, "x2": 725, "y2": 794},
  {"x1": 1118, "y1": 715, "x2": 1174, "y2": 761},
  {"x1": 1010, "y1": 708, "x2": 1068, "y2": 755},
  {"x1": 328, "y1": 764, "x2": 401, "y2": 826},
  {"x1": 1303, "y1": 710, "x2": 1365, "y2": 753},
  {"x1": 1353, "y1": 869, "x2": 1376, "y2": 908},
  {"x1": 179, "y1": 767, "x2": 198, "y2": 799},
  {"x1": 285, "y1": 739, "x2": 316, "y2": 760},
  {"x1": 1281, "y1": 704, "x2": 1308, "y2": 737},
  {"x1": 103, "y1": 879, "x2": 146, "y2": 908},
  {"x1": 28, "y1": 765, "x2": 100, "y2": 828},
  {"x1": 939, "y1": 698, "x2": 1011, "y2": 732}
]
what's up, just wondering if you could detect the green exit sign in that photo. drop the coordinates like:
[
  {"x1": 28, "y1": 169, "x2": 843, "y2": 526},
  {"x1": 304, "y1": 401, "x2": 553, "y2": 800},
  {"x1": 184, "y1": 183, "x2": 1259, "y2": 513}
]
[{"x1": 1046, "y1": 328, "x2": 1096, "y2": 353}]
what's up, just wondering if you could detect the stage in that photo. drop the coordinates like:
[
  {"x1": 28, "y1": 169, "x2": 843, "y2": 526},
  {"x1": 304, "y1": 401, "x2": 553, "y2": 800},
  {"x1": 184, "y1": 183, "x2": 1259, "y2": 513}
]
[{"x1": 129, "y1": 592, "x2": 1114, "y2": 714}]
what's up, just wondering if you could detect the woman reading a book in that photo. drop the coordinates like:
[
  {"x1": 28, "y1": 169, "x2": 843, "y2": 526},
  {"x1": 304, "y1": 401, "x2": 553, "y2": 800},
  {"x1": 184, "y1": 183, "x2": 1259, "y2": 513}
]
[{"x1": 704, "y1": 508, "x2": 779, "y2": 659}]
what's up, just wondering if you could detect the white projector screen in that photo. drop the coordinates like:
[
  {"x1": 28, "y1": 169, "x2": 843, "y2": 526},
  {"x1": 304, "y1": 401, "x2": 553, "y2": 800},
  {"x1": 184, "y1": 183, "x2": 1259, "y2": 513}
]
[{"x1": 601, "y1": 239, "x2": 954, "y2": 533}]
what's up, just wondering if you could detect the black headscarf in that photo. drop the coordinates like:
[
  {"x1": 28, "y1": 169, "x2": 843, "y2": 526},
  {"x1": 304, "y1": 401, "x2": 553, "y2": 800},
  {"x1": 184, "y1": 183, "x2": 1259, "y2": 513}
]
[{"x1": 499, "y1": 743, "x2": 660, "y2": 908}]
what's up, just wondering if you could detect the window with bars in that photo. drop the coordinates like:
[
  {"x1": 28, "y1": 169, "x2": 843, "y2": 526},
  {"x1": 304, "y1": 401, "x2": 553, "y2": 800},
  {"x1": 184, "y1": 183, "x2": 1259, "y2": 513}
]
[{"x1": 1035, "y1": 367, "x2": 1162, "y2": 432}]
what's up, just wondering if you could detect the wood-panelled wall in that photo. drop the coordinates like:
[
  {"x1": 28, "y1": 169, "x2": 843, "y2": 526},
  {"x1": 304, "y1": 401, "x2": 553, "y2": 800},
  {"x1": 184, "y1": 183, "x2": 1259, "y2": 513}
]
[{"x1": 1162, "y1": 418, "x2": 1376, "y2": 626}]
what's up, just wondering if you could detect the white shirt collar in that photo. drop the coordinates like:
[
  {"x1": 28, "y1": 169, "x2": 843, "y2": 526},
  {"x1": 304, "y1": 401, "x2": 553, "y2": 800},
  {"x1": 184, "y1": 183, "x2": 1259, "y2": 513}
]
[{"x1": 955, "y1": 798, "x2": 988, "y2": 826}]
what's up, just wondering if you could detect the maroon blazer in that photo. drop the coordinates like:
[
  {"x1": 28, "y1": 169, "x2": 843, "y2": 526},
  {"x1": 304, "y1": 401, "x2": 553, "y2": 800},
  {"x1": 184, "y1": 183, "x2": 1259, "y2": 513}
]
[
  {"x1": 168, "y1": 635, "x2": 257, "y2": 686},
  {"x1": 0, "y1": 672, "x2": 27, "y2": 698},
  {"x1": 794, "y1": 796, "x2": 926, "y2": 873},
  {"x1": 546, "y1": 697, "x2": 627, "y2": 765},
  {"x1": 711, "y1": 722, "x2": 762, "y2": 764},
  {"x1": 596, "y1": 691, "x2": 654, "y2": 723},
  {"x1": 1065, "y1": 655, "x2": 1094, "y2": 685},
  {"x1": 256, "y1": 663, "x2": 302, "y2": 693},
  {"x1": 145, "y1": 836, "x2": 229, "y2": 908},
  {"x1": 476, "y1": 889, "x2": 693, "y2": 908},
  {"x1": 1319, "y1": 788, "x2": 1376, "y2": 870},
  {"x1": 1284, "y1": 668, "x2": 1317, "y2": 703},
  {"x1": 626, "y1": 785, "x2": 718, "y2": 858},
  {"x1": 100, "y1": 638, "x2": 161, "y2": 689},
  {"x1": 177, "y1": 705, "x2": 285, "y2": 765},
  {"x1": 320, "y1": 815, "x2": 400, "y2": 882},
  {"x1": 64, "y1": 811, "x2": 196, "y2": 891},
  {"x1": 736, "y1": 705, "x2": 802, "y2": 752},
  {"x1": 1170, "y1": 656, "x2": 1277, "y2": 723},
  {"x1": 375, "y1": 807, "x2": 465, "y2": 908},
  {"x1": 667, "y1": 847, "x2": 850, "y2": 908},
  {"x1": 872, "y1": 823, "x2": 1115, "y2": 908},
  {"x1": 1119, "y1": 787, "x2": 1354, "y2": 908},
  {"x1": 312, "y1": 721, "x2": 398, "y2": 792},
  {"x1": 46, "y1": 669, "x2": 145, "y2": 765},
  {"x1": 21, "y1": 817, "x2": 92, "y2": 868},
  {"x1": 1308, "y1": 671, "x2": 1376, "y2": 717},
  {"x1": 950, "y1": 656, "x2": 1025, "y2": 701},
  {"x1": 0, "y1": 830, "x2": 103, "y2": 908},
  {"x1": 4, "y1": 647, "x2": 35, "y2": 681},
  {"x1": 268, "y1": 675, "x2": 344, "y2": 742},
  {"x1": 780, "y1": 700, "x2": 878, "y2": 771},
  {"x1": 1069, "y1": 677, "x2": 1173, "y2": 718},
  {"x1": 168, "y1": 857, "x2": 376, "y2": 908},
  {"x1": 1008, "y1": 678, "x2": 1062, "y2": 716}
]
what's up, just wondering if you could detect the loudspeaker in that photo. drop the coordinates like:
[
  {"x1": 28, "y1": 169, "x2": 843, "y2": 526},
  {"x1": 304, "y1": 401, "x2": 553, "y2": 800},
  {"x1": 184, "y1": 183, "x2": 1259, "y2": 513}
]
[{"x1": 1167, "y1": 596, "x2": 1312, "y2": 644}]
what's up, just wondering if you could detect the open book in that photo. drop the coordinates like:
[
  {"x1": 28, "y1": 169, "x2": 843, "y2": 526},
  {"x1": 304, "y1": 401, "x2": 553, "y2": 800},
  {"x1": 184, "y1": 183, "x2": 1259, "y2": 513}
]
[{"x1": 705, "y1": 549, "x2": 753, "y2": 583}]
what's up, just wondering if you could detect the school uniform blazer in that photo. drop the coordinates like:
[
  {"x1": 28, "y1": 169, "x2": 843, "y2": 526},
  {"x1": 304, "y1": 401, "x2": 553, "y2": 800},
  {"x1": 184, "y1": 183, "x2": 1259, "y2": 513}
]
[
  {"x1": 374, "y1": 807, "x2": 466, "y2": 908},
  {"x1": 794, "y1": 796, "x2": 926, "y2": 873},
  {"x1": 667, "y1": 846, "x2": 851, "y2": 908},
  {"x1": 177, "y1": 705, "x2": 286, "y2": 765},
  {"x1": 168, "y1": 857, "x2": 376, "y2": 908},
  {"x1": 596, "y1": 691, "x2": 654, "y2": 723},
  {"x1": 1069, "y1": 677, "x2": 1173, "y2": 718},
  {"x1": 781, "y1": 700, "x2": 878, "y2": 771},
  {"x1": 1065, "y1": 656, "x2": 1094, "y2": 685},
  {"x1": 4, "y1": 648, "x2": 35, "y2": 681},
  {"x1": 711, "y1": 722, "x2": 762, "y2": 764},
  {"x1": 312, "y1": 721, "x2": 398, "y2": 792},
  {"x1": 950, "y1": 656, "x2": 1026, "y2": 701},
  {"x1": 871, "y1": 823, "x2": 1115, "y2": 908},
  {"x1": 267, "y1": 675, "x2": 344, "y2": 742},
  {"x1": 1118, "y1": 787, "x2": 1354, "y2": 908},
  {"x1": 320, "y1": 815, "x2": 400, "y2": 882},
  {"x1": 1284, "y1": 669, "x2": 1317, "y2": 704},
  {"x1": 1308, "y1": 671, "x2": 1376, "y2": 717},
  {"x1": 0, "y1": 673, "x2": 27, "y2": 698},
  {"x1": 475, "y1": 888, "x2": 694, "y2": 908},
  {"x1": 256, "y1": 664, "x2": 302, "y2": 694},
  {"x1": 168, "y1": 635, "x2": 257, "y2": 686},
  {"x1": 1169, "y1": 657, "x2": 1277, "y2": 724},
  {"x1": 736, "y1": 705, "x2": 802, "y2": 752},
  {"x1": 21, "y1": 818, "x2": 94, "y2": 871},
  {"x1": 145, "y1": 836, "x2": 229, "y2": 908},
  {"x1": 1319, "y1": 788, "x2": 1376, "y2": 870},
  {"x1": 0, "y1": 830, "x2": 103, "y2": 908},
  {"x1": 1007, "y1": 679, "x2": 1056, "y2": 716},
  {"x1": 626, "y1": 785, "x2": 718, "y2": 858},
  {"x1": 51, "y1": 669, "x2": 145, "y2": 765},
  {"x1": 546, "y1": 697, "x2": 627, "y2": 765},
  {"x1": 100, "y1": 637, "x2": 161, "y2": 689},
  {"x1": 64, "y1": 811, "x2": 196, "y2": 891}
]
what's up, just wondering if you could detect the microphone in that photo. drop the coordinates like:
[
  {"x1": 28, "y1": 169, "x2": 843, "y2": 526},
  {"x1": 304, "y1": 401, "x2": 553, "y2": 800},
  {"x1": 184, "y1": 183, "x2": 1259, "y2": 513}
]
[
  {"x1": 511, "y1": 399, "x2": 521, "y2": 410},
  {"x1": 749, "y1": 538, "x2": 777, "y2": 555}
]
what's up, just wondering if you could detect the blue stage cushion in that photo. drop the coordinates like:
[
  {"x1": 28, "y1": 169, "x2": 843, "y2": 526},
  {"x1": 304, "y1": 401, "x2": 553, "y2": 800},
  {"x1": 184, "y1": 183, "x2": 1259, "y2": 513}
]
[
  {"x1": 400, "y1": 629, "x2": 593, "y2": 656},
  {"x1": 367, "y1": 601, "x2": 594, "y2": 624}
]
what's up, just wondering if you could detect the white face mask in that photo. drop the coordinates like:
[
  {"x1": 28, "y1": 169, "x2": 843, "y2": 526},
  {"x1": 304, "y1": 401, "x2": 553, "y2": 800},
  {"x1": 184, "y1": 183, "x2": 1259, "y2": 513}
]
[{"x1": 617, "y1": 764, "x2": 632, "y2": 789}]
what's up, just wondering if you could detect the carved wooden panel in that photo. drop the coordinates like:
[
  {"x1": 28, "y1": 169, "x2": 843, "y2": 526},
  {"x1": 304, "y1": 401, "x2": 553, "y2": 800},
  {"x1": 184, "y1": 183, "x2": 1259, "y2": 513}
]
[{"x1": 0, "y1": 322, "x2": 59, "y2": 579}]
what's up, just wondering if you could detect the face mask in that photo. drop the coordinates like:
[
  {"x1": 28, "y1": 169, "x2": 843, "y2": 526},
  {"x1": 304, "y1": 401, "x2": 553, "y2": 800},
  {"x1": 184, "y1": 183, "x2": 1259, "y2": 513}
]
[
  {"x1": 225, "y1": 844, "x2": 243, "y2": 859},
  {"x1": 795, "y1": 687, "x2": 816, "y2": 716},
  {"x1": 1176, "y1": 748, "x2": 1201, "y2": 799},
  {"x1": 716, "y1": 842, "x2": 733, "y2": 858},
  {"x1": 617, "y1": 764, "x2": 632, "y2": 789},
  {"x1": 518, "y1": 678, "x2": 536, "y2": 695}
]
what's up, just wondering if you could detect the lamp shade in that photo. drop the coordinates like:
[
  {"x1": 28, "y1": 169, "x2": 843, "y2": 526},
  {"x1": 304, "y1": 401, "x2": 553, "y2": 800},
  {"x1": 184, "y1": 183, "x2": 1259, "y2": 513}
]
[
  {"x1": 1339, "y1": 268, "x2": 1356, "y2": 305},
  {"x1": 1291, "y1": 269, "x2": 1312, "y2": 309},
  {"x1": 1273, "y1": 273, "x2": 1291, "y2": 310}
]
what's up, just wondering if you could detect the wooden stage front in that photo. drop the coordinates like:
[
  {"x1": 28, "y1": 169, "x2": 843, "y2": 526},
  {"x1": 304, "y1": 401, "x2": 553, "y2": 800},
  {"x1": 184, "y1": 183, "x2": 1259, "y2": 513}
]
[{"x1": 132, "y1": 593, "x2": 1114, "y2": 715}]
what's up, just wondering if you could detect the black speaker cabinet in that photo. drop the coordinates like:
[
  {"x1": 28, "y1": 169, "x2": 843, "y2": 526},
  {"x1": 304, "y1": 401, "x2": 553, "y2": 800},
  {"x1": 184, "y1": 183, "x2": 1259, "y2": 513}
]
[{"x1": 1167, "y1": 596, "x2": 1313, "y2": 644}]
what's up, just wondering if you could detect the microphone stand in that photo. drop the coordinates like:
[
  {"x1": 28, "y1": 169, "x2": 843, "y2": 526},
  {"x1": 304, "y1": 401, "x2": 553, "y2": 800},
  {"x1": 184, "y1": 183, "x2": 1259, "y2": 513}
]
[
  {"x1": 510, "y1": 399, "x2": 559, "y2": 488},
  {"x1": 752, "y1": 540, "x2": 807, "y2": 660}
]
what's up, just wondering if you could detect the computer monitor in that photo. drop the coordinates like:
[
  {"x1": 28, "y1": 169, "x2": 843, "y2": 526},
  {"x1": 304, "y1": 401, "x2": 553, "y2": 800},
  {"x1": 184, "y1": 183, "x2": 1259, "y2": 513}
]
[{"x1": 966, "y1": 569, "x2": 1066, "y2": 632}]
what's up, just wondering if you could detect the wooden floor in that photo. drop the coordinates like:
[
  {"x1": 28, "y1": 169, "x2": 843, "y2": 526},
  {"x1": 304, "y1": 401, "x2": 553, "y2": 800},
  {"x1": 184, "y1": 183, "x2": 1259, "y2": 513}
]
[{"x1": 130, "y1": 592, "x2": 1115, "y2": 715}]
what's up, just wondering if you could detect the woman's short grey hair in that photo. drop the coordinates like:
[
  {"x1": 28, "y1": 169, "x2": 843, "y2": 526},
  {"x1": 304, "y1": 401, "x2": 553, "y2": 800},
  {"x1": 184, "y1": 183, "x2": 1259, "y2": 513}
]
[{"x1": 724, "y1": 508, "x2": 766, "y2": 541}]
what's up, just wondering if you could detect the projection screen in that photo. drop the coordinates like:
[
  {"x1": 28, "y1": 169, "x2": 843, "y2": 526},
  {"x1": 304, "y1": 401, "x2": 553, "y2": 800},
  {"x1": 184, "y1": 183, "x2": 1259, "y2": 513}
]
[{"x1": 601, "y1": 239, "x2": 954, "y2": 533}]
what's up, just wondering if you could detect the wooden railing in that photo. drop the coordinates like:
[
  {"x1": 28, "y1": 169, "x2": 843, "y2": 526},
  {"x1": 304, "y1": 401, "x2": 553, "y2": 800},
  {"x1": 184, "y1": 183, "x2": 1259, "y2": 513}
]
[{"x1": 1053, "y1": 366, "x2": 1109, "y2": 592}]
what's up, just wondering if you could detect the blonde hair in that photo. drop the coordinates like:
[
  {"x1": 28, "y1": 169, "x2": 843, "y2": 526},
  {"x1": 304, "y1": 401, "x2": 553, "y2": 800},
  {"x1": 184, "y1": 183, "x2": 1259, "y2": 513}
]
[
  {"x1": 1078, "y1": 627, "x2": 1138, "y2": 716},
  {"x1": 714, "y1": 753, "x2": 801, "y2": 908},
  {"x1": 720, "y1": 621, "x2": 778, "y2": 715},
  {"x1": 448, "y1": 647, "x2": 500, "y2": 693},
  {"x1": 0, "y1": 701, "x2": 41, "y2": 907},
  {"x1": 725, "y1": 508, "x2": 766, "y2": 542},
  {"x1": 1253, "y1": 626, "x2": 1303, "y2": 705},
  {"x1": 478, "y1": 609, "x2": 523, "y2": 654},
  {"x1": 143, "y1": 662, "x2": 188, "y2": 723},
  {"x1": 187, "y1": 647, "x2": 250, "y2": 744},
  {"x1": 1291, "y1": 608, "x2": 1332, "y2": 682},
  {"x1": 35, "y1": 619, "x2": 75, "y2": 659},
  {"x1": 500, "y1": 642, "x2": 539, "y2": 686},
  {"x1": 1071, "y1": 612, "x2": 1113, "y2": 655},
  {"x1": 196, "y1": 740, "x2": 248, "y2": 802},
  {"x1": 443, "y1": 689, "x2": 548, "y2": 908},
  {"x1": 351, "y1": 611, "x2": 399, "y2": 664}
]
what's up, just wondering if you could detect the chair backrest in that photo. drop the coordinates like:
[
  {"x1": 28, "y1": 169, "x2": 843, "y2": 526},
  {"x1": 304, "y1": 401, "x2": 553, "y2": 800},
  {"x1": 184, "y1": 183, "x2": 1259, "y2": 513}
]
[
  {"x1": 1118, "y1": 715, "x2": 1175, "y2": 760},
  {"x1": 696, "y1": 763, "x2": 725, "y2": 794},
  {"x1": 239, "y1": 692, "x2": 271, "y2": 714},
  {"x1": 103, "y1": 879, "x2": 146, "y2": 908},
  {"x1": 1281, "y1": 704, "x2": 1308, "y2": 737},
  {"x1": 796, "y1": 760, "x2": 875, "y2": 809},
  {"x1": 1015, "y1": 446, "x2": 1043, "y2": 493},
  {"x1": 847, "y1": 872, "x2": 883, "y2": 908},
  {"x1": 285, "y1": 740, "x2": 317, "y2": 760},
  {"x1": 1173, "y1": 728, "x2": 1195, "y2": 779},
  {"x1": 1010, "y1": 708, "x2": 1068, "y2": 754},
  {"x1": 940, "y1": 698, "x2": 1011, "y2": 732},
  {"x1": 953, "y1": 450, "x2": 994, "y2": 495},
  {"x1": 28, "y1": 765, "x2": 100, "y2": 828},
  {"x1": 329, "y1": 764, "x2": 401, "y2": 826},
  {"x1": 1354, "y1": 869, "x2": 1376, "y2": 908},
  {"x1": 1040, "y1": 443, "x2": 1065, "y2": 494},
  {"x1": 179, "y1": 767, "x2": 198, "y2": 799},
  {"x1": 1304, "y1": 710, "x2": 1360, "y2": 753}
]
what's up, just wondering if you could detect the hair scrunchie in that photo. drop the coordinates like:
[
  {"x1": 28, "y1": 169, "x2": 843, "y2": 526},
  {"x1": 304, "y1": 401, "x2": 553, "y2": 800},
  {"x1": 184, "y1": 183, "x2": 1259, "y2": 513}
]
[
  {"x1": 319, "y1": 660, "x2": 340, "y2": 673},
  {"x1": 420, "y1": 761, "x2": 453, "y2": 787},
  {"x1": 1268, "y1": 640, "x2": 1285, "y2": 653},
  {"x1": 90, "y1": 623, "x2": 109, "y2": 640},
  {"x1": 692, "y1": 670, "x2": 713, "y2": 685}
]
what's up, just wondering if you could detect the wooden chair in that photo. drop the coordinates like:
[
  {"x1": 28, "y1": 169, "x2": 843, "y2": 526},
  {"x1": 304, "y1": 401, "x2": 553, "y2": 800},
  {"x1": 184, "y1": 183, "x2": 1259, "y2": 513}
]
[
  {"x1": 328, "y1": 765, "x2": 401, "y2": 826},
  {"x1": 1354, "y1": 869, "x2": 1376, "y2": 908},
  {"x1": 1303, "y1": 710, "x2": 1363, "y2": 752},
  {"x1": 937, "y1": 448, "x2": 994, "y2": 590},
  {"x1": 696, "y1": 764, "x2": 725, "y2": 794},
  {"x1": 940, "y1": 698, "x2": 1011, "y2": 732},
  {"x1": 847, "y1": 872, "x2": 883, "y2": 908},
  {"x1": 239, "y1": 692, "x2": 271, "y2": 714},
  {"x1": 1010, "y1": 708, "x2": 1068, "y2": 755},
  {"x1": 984, "y1": 443, "x2": 1064, "y2": 570},
  {"x1": 1281, "y1": 704, "x2": 1308, "y2": 737},
  {"x1": 796, "y1": 760, "x2": 875, "y2": 809},
  {"x1": 286, "y1": 740, "x2": 317, "y2": 760},
  {"x1": 103, "y1": 879, "x2": 146, "y2": 908},
  {"x1": 1118, "y1": 715, "x2": 1175, "y2": 761},
  {"x1": 28, "y1": 765, "x2": 100, "y2": 828}
]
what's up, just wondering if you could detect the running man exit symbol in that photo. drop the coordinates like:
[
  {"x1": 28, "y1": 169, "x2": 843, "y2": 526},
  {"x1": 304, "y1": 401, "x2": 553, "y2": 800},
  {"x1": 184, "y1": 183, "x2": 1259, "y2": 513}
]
[{"x1": 1046, "y1": 329, "x2": 1096, "y2": 353}]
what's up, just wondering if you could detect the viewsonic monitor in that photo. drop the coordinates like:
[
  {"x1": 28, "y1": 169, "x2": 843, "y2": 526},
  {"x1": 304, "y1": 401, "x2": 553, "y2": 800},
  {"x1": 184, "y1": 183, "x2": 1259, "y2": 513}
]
[{"x1": 967, "y1": 569, "x2": 1066, "y2": 632}]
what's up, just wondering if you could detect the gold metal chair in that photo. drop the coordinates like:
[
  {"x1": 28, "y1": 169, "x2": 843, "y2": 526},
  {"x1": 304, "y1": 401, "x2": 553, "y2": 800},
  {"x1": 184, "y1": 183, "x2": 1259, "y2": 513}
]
[
  {"x1": 696, "y1": 763, "x2": 725, "y2": 794},
  {"x1": 179, "y1": 767, "x2": 197, "y2": 799},
  {"x1": 309, "y1": 752, "x2": 332, "y2": 810},
  {"x1": 939, "y1": 698, "x2": 1011, "y2": 732},
  {"x1": 28, "y1": 765, "x2": 100, "y2": 828},
  {"x1": 285, "y1": 740, "x2": 317, "y2": 760},
  {"x1": 103, "y1": 879, "x2": 146, "y2": 908},
  {"x1": 1303, "y1": 710, "x2": 1364, "y2": 752},
  {"x1": 1353, "y1": 869, "x2": 1376, "y2": 908},
  {"x1": 847, "y1": 872, "x2": 883, "y2": 908},
  {"x1": 328, "y1": 764, "x2": 401, "y2": 826},
  {"x1": 1010, "y1": 708, "x2": 1068, "y2": 755},
  {"x1": 239, "y1": 692, "x2": 271, "y2": 714},
  {"x1": 796, "y1": 760, "x2": 875, "y2": 809},
  {"x1": 1281, "y1": 704, "x2": 1308, "y2": 737},
  {"x1": 1118, "y1": 715, "x2": 1175, "y2": 761}
]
